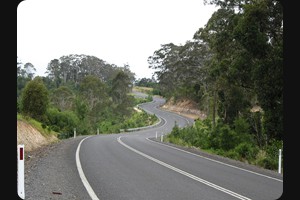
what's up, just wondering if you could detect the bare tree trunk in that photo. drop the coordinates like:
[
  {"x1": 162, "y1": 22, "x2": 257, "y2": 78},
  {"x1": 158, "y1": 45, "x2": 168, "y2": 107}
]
[
  {"x1": 212, "y1": 90, "x2": 216, "y2": 128},
  {"x1": 63, "y1": 72, "x2": 67, "y2": 84}
]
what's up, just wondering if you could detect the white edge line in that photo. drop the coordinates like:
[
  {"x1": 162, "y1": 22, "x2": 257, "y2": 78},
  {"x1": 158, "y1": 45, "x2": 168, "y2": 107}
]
[
  {"x1": 118, "y1": 136, "x2": 252, "y2": 200},
  {"x1": 159, "y1": 116, "x2": 167, "y2": 128},
  {"x1": 146, "y1": 138, "x2": 283, "y2": 182},
  {"x1": 76, "y1": 136, "x2": 100, "y2": 200}
]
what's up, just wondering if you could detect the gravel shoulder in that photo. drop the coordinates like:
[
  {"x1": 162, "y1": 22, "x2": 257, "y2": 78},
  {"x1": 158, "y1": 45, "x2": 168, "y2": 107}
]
[{"x1": 24, "y1": 136, "x2": 91, "y2": 200}]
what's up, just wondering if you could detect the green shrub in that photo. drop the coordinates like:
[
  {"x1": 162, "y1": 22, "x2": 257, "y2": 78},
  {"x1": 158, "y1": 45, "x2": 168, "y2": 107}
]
[
  {"x1": 167, "y1": 135, "x2": 188, "y2": 147},
  {"x1": 45, "y1": 107, "x2": 80, "y2": 137},
  {"x1": 234, "y1": 142, "x2": 259, "y2": 161},
  {"x1": 225, "y1": 150, "x2": 240, "y2": 160},
  {"x1": 146, "y1": 95, "x2": 153, "y2": 102},
  {"x1": 163, "y1": 116, "x2": 283, "y2": 171},
  {"x1": 263, "y1": 139, "x2": 283, "y2": 170},
  {"x1": 171, "y1": 122, "x2": 180, "y2": 137}
]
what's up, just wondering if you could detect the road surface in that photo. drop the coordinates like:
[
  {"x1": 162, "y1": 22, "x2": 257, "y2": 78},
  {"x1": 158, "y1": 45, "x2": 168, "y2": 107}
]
[{"x1": 24, "y1": 96, "x2": 283, "y2": 200}]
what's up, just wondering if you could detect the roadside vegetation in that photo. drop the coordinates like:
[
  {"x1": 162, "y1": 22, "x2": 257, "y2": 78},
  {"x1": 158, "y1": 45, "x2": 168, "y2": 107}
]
[
  {"x1": 134, "y1": 78, "x2": 161, "y2": 96},
  {"x1": 99, "y1": 110, "x2": 158, "y2": 133},
  {"x1": 17, "y1": 113, "x2": 58, "y2": 138},
  {"x1": 166, "y1": 119, "x2": 282, "y2": 171},
  {"x1": 17, "y1": 55, "x2": 156, "y2": 139},
  {"x1": 148, "y1": 0, "x2": 283, "y2": 172}
]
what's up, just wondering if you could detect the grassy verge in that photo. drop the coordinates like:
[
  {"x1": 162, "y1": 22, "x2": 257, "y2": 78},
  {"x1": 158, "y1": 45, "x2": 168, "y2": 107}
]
[
  {"x1": 133, "y1": 86, "x2": 153, "y2": 94},
  {"x1": 17, "y1": 113, "x2": 58, "y2": 137}
]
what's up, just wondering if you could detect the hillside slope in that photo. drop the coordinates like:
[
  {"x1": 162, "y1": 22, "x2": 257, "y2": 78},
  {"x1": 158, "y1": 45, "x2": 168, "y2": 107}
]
[
  {"x1": 17, "y1": 120, "x2": 58, "y2": 152},
  {"x1": 161, "y1": 97, "x2": 207, "y2": 120}
]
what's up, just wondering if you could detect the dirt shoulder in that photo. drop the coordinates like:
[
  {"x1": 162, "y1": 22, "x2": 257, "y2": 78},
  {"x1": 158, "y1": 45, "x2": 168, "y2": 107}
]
[
  {"x1": 160, "y1": 97, "x2": 207, "y2": 120},
  {"x1": 17, "y1": 120, "x2": 58, "y2": 153}
]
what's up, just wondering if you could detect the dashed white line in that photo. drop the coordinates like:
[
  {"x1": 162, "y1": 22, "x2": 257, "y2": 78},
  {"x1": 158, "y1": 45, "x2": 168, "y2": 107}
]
[{"x1": 117, "y1": 136, "x2": 252, "y2": 200}]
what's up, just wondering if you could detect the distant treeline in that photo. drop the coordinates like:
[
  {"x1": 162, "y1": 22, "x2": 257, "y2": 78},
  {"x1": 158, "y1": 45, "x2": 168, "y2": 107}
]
[{"x1": 17, "y1": 54, "x2": 153, "y2": 137}]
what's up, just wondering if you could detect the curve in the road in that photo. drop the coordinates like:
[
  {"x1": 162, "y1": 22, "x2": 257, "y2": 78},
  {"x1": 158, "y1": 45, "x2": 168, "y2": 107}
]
[{"x1": 75, "y1": 96, "x2": 283, "y2": 200}]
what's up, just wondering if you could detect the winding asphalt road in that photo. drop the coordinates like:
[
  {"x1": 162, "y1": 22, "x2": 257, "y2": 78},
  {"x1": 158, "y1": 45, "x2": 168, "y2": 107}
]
[{"x1": 24, "y1": 96, "x2": 283, "y2": 200}]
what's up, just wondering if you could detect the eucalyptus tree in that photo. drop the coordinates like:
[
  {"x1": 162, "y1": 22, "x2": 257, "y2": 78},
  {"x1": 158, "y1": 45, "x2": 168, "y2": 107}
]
[
  {"x1": 193, "y1": 8, "x2": 253, "y2": 126},
  {"x1": 233, "y1": 0, "x2": 283, "y2": 141},
  {"x1": 17, "y1": 57, "x2": 22, "y2": 77},
  {"x1": 50, "y1": 86, "x2": 75, "y2": 111},
  {"x1": 78, "y1": 75, "x2": 110, "y2": 130},
  {"x1": 135, "y1": 77, "x2": 158, "y2": 89},
  {"x1": 23, "y1": 62, "x2": 36, "y2": 80},
  {"x1": 111, "y1": 71, "x2": 135, "y2": 117},
  {"x1": 79, "y1": 75, "x2": 108, "y2": 111},
  {"x1": 121, "y1": 63, "x2": 136, "y2": 85},
  {"x1": 46, "y1": 59, "x2": 62, "y2": 88},
  {"x1": 17, "y1": 60, "x2": 37, "y2": 97},
  {"x1": 148, "y1": 43, "x2": 183, "y2": 98},
  {"x1": 46, "y1": 54, "x2": 136, "y2": 89},
  {"x1": 202, "y1": 0, "x2": 283, "y2": 141},
  {"x1": 148, "y1": 33, "x2": 212, "y2": 100},
  {"x1": 175, "y1": 40, "x2": 212, "y2": 101}
]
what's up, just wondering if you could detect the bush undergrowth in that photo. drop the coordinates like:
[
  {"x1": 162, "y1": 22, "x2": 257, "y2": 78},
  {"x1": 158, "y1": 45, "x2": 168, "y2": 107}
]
[{"x1": 166, "y1": 118, "x2": 283, "y2": 171}]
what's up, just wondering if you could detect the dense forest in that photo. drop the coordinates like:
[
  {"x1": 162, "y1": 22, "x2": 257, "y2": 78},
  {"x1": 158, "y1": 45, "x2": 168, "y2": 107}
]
[
  {"x1": 17, "y1": 54, "x2": 156, "y2": 138},
  {"x1": 147, "y1": 0, "x2": 283, "y2": 170}
]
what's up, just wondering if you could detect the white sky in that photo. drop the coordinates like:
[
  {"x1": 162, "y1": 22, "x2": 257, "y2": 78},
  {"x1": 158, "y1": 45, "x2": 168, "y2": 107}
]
[{"x1": 17, "y1": 0, "x2": 218, "y2": 79}]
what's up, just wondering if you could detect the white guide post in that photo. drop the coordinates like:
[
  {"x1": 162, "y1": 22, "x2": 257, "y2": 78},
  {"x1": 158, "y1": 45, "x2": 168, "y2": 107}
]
[
  {"x1": 278, "y1": 149, "x2": 282, "y2": 174},
  {"x1": 17, "y1": 144, "x2": 25, "y2": 199}
]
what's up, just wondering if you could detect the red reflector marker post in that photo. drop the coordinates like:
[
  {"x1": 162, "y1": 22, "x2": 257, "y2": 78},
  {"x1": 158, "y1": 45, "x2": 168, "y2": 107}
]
[
  {"x1": 20, "y1": 147, "x2": 23, "y2": 160},
  {"x1": 17, "y1": 144, "x2": 25, "y2": 199}
]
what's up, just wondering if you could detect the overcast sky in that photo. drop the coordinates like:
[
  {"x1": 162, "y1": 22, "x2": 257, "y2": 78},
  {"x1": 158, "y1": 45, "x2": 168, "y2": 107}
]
[{"x1": 17, "y1": 0, "x2": 218, "y2": 79}]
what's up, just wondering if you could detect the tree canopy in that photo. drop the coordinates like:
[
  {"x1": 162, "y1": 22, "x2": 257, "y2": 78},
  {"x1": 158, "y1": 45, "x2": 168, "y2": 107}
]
[{"x1": 148, "y1": 0, "x2": 283, "y2": 142}]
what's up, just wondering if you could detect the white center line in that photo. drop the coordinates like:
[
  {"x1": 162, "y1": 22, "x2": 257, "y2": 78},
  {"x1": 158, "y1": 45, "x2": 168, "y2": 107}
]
[{"x1": 118, "y1": 136, "x2": 252, "y2": 200}]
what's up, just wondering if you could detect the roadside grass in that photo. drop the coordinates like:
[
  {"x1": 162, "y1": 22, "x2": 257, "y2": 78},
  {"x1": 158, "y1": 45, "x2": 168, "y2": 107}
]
[
  {"x1": 133, "y1": 86, "x2": 153, "y2": 94},
  {"x1": 17, "y1": 113, "x2": 58, "y2": 137}
]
